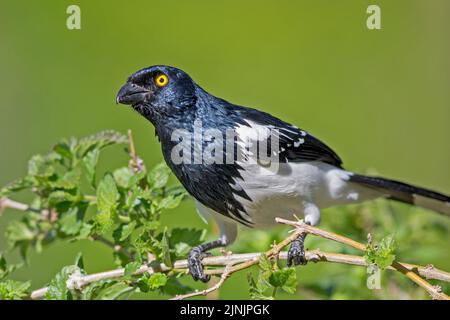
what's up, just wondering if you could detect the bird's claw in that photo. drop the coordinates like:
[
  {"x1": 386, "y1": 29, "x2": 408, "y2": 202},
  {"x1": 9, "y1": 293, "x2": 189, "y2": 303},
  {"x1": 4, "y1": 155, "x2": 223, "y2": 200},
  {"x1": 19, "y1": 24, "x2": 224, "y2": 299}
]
[
  {"x1": 188, "y1": 246, "x2": 211, "y2": 282},
  {"x1": 287, "y1": 238, "x2": 307, "y2": 266}
]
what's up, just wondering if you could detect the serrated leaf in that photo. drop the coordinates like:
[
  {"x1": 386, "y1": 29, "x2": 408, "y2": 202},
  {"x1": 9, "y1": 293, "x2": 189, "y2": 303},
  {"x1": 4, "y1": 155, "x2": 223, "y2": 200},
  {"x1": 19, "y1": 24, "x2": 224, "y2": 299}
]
[
  {"x1": 92, "y1": 282, "x2": 133, "y2": 300},
  {"x1": 53, "y1": 141, "x2": 73, "y2": 161},
  {"x1": 141, "y1": 220, "x2": 160, "y2": 232},
  {"x1": 113, "y1": 167, "x2": 134, "y2": 189},
  {"x1": 75, "y1": 223, "x2": 93, "y2": 240},
  {"x1": 160, "y1": 228, "x2": 172, "y2": 267},
  {"x1": 94, "y1": 174, "x2": 119, "y2": 234},
  {"x1": 48, "y1": 190, "x2": 79, "y2": 206},
  {"x1": 44, "y1": 265, "x2": 81, "y2": 300},
  {"x1": 97, "y1": 174, "x2": 119, "y2": 213},
  {"x1": 59, "y1": 208, "x2": 83, "y2": 236},
  {"x1": 258, "y1": 254, "x2": 272, "y2": 273},
  {"x1": 128, "y1": 170, "x2": 147, "y2": 189},
  {"x1": 147, "y1": 163, "x2": 170, "y2": 189},
  {"x1": 83, "y1": 149, "x2": 99, "y2": 188},
  {"x1": 50, "y1": 169, "x2": 81, "y2": 190},
  {"x1": 81, "y1": 280, "x2": 121, "y2": 300},
  {"x1": 0, "y1": 254, "x2": 23, "y2": 281},
  {"x1": 28, "y1": 152, "x2": 61, "y2": 180},
  {"x1": 124, "y1": 261, "x2": 141, "y2": 277},
  {"x1": 0, "y1": 280, "x2": 31, "y2": 300},
  {"x1": 158, "y1": 194, "x2": 183, "y2": 210},
  {"x1": 93, "y1": 212, "x2": 115, "y2": 234},
  {"x1": 146, "y1": 273, "x2": 167, "y2": 290},
  {"x1": 0, "y1": 177, "x2": 34, "y2": 197},
  {"x1": 247, "y1": 273, "x2": 273, "y2": 300},
  {"x1": 365, "y1": 235, "x2": 397, "y2": 270},
  {"x1": 269, "y1": 268, "x2": 297, "y2": 294},
  {"x1": 76, "y1": 130, "x2": 128, "y2": 158},
  {"x1": 137, "y1": 272, "x2": 167, "y2": 292},
  {"x1": 113, "y1": 221, "x2": 137, "y2": 243},
  {"x1": 5, "y1": 220, "x2": 35, "y2": 248}
]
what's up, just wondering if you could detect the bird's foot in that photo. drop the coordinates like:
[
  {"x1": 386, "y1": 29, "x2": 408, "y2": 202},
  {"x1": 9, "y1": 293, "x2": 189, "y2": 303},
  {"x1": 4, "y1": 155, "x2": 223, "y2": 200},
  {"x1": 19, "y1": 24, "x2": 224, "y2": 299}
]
[
  {"x1": 287, "y1": 236, "x2": 307, "y2": 267},
  {"x1": 188, "y1": 246, "x2": 211, "y2": 282}
]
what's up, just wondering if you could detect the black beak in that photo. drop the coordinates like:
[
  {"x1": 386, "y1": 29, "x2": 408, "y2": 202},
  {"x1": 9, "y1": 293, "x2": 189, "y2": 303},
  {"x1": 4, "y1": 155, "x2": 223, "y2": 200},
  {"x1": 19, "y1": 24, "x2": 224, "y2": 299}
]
[{"x1": 116, "y1": 82, "x2": 150, "y2": 105}]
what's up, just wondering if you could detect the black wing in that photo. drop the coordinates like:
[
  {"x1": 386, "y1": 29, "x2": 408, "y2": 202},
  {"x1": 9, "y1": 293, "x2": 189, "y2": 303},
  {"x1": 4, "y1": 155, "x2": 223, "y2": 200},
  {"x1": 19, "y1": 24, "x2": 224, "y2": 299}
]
[{"x1": 235, "y1": 106, "x2": 343, "y2": 168}]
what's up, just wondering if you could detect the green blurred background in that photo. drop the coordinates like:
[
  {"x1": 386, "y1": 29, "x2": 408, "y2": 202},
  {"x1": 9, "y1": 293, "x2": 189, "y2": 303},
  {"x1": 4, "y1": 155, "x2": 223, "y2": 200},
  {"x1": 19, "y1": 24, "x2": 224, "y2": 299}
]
[{"x1": 0, "y1": 0, "x2": 449, "y2": 299}]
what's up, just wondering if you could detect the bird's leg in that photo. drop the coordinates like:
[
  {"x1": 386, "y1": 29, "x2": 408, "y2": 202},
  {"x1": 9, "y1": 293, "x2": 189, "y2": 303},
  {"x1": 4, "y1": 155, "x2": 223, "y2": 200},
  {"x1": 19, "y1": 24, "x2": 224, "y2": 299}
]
[
  {"x1": 188, "y1": 238, "x2": 228, "y2": 282},
  {"x1": 288, "y1": 204, "x2": 319, "y2": 266},
  {"x1": 287, "y1": 232, "x2": 307, "y2": 266}
]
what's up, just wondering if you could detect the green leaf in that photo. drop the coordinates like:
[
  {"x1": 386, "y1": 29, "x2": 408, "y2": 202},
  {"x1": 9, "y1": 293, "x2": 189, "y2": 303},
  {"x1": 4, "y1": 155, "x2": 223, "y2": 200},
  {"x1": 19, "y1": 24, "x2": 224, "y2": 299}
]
[
  {"x1": 59, "y1": 208, "x2": 83, "y2": 236},
  {"x1": 75, "y1": 223, "x2": 93, "y2": 240},
  {"x1": 76, "y1": 130, "x2": 128, "y2": 158},
  {"x1": 147, "y1": 273, "x2": 167, "y2": 290},
  {"x1": 28, "y1": 153, "x2": 59, "y2": 178},
  {"x1": 0, "y1": 177, "x2": 33, "y2": 197},
  {"x1": 5, "y1": 220, "x2": 35, "y2": 248},
  {"x1": 137, "y1": 273, "x2": 168, "y2": 292},
  {"x1": 124, "y1": 261, "x2": 141, "y2": 277},
  {"x1": 94, "y1": 174, "x2": 119, "y2": 233},
  {"x1": 141, "y1": 220, "x2": 160, "y2": 232},
  {"x1": 50, "y1": 169, "x2": 81, "y2": 190},
  {"x1": 159, "y1": 277, "x2": 192, "y2": 295},
  {"x1": 53, "y1": 140, "x2": 74, "y2": 161},
  {"x1": 44, "y1": 265, "x2": 81, "y2": 300},
  {"x1": 0, "y1": 280, "x2": 31, "y2": 300},
  {"x1": 48, "y1": 190, "x2": 79, "y2": 206},
  {"x1": 0, "y1": 255, "x2": 6, "y2": 279},
  {"x1": 83, "y1": 281, "x2": 133, "y2": 300},
  {"x1": 160, "y1": 228, "x2": 172, "y2": 267},
  {"x1": 97, "y1": 173, "x2": 119, "y2": 213},
  {"x1": 83, "y1": 149, "x2": 100, "y2": 188},
  {"x1": 113, "y1": 167, "x2": 134, "y2": 189},
  {"x1": 158, "y1": 194, "x2": 184, "y2": 210},
  {"x1": 269, "y1": 268, "x2": 297, "y2": 294},
  {"x1": 93, "y1": 212, "x2": 115, "y2": 234},
  {"x1": 365, "y1": 235, "x2": 397, "y2": 270},
  {"x1": 81, "y1": 280, "x2": 115, "y2": 300},
  {"x1": 74, "y1": 252, "x2": 84, "y2": 270},
  {"x1": 147, "y1": 163, "x2": 170, "y2": 189},
  {"x1": 113, "y1": 221, "x2": 137, "y2": 243},
  {"x1": 258, "y1": 254, "x2": 272, "y2": 273},
  {"x1": 0, "y1": 254, "x2": 23, "y2": 281},
  {"x1": 247, "y1": 273, "x2": 273, "y2": 300}
]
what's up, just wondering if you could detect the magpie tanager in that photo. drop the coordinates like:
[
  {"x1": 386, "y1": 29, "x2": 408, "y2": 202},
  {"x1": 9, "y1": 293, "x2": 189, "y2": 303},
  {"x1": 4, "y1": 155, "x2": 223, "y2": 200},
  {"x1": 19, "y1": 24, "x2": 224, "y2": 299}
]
[{"x1": 116, "y1": 65, "x2": 450, "y2": 282}]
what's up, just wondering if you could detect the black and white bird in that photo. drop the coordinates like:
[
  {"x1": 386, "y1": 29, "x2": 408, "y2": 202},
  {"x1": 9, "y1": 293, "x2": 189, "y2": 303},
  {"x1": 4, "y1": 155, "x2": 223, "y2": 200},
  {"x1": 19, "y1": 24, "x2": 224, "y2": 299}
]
[{"x1": 116, "y1": 65, "x2": 450, "y2": 282}]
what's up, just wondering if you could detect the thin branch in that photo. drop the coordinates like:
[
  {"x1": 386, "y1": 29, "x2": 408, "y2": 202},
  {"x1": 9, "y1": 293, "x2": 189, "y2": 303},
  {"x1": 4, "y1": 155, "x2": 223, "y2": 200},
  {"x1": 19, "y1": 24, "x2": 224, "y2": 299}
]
[
  {"x1": 276, "y1": 218, "x2": 450, "y2": 300},
  {"x1": 171, "y1": 264, "x2": 234, "y2": 300},
  {"x1": 0, "y1": 197, "x2": 40, "y2": 213},
  {"x1": 127, "y1": 129, "x2": 145, "y2": 173},
  {"x1": 170, "y1": 226, "x2": 306, "y2": 300},
  {"x1": 2, "y1": 199, "x2": 445, "y2": 300},
  {"x1": 29, "y1": 239, "x2": 450, "y2": 299}
]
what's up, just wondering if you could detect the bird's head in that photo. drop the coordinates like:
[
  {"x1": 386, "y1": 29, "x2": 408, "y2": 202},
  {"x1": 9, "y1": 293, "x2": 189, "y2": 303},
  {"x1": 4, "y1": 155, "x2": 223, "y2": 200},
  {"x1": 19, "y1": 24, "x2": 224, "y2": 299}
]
[{"x1": 116, "y1": 65, "x2": 198, "y2": 122}]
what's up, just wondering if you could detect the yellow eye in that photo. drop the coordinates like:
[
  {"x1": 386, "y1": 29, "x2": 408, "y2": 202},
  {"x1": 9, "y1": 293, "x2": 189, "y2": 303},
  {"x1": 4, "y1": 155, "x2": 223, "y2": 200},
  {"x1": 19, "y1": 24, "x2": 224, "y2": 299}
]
[{"x1": 154, "y1": 73, "x2": 169, "y2": 87}]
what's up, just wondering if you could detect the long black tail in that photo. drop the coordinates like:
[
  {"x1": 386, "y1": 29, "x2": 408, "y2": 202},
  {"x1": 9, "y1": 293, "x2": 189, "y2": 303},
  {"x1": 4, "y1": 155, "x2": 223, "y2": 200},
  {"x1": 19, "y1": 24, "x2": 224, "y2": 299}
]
[{"x1": 349, "y1": 174, "x2": 450, "y2": 217}]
